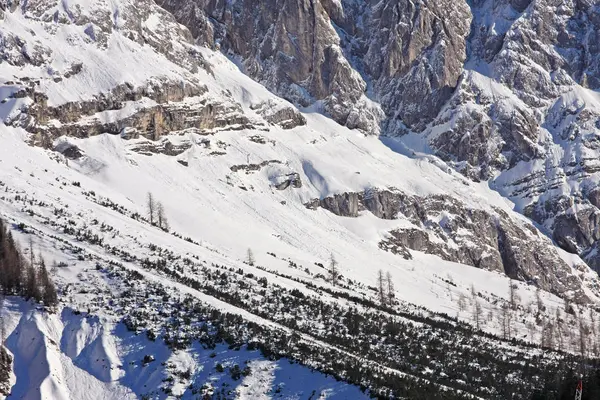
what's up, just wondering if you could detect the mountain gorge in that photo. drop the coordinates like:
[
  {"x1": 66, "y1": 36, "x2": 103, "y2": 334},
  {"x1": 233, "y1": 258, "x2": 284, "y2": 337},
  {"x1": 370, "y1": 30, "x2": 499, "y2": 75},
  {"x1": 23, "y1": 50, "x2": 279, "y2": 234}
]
[{"x1": 2, "y1": 0, "x2": 600, "y2": 398}]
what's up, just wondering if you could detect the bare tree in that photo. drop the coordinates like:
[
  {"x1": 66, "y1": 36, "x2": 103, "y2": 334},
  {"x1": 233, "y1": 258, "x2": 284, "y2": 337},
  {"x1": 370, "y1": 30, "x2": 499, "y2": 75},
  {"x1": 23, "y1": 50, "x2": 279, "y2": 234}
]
[
  {"x1": 509, "y1": 280, "x2": 520, "y2": 311},
  {"x1": 156, "y1": 202, "x2": 169, "y2": 231},
  {"x1": 385, "y1": 271, "x2": 395, "y2": 306},
  {"x1": 377, "y1": 270, "x2": 386, "y2": 306},
  {"x1": 328, "y1": 254, "x2": 339, "y2": 286},
  {"x1": 458, "y1": 293, "x2": 467, "y2": 312},
  {"x1": 246, "y1": 248, "x2": 255, "y2": 266},
  {"x1": 146, "y1": 192, "x2": 156, "y2": 225},
  {"x1": 473, "y1": 300, "x2": 483, "y2": 330},
  {"x1": 500, "y1": 304, "x2": 512, "y2": 340}
]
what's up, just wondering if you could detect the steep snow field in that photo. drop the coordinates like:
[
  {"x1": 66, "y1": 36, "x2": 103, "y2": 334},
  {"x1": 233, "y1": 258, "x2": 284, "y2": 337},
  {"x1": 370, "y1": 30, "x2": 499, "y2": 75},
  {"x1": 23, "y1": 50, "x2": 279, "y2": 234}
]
[
  {"x1": 1, "y1": 70, "x2": 600, "y2": 396},
  {"x1": 0, "y1": 298, "x2": 368, "y2": 399}
]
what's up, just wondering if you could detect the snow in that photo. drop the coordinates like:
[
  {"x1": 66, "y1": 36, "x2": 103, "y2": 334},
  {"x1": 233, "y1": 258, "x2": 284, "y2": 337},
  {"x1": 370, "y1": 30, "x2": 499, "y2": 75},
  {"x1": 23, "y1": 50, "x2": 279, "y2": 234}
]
[
  {"x1": 0, "y1": 298, "x2": 370, "y2": 400},
  {"x1": 2, "y1": 1, "x2": 600, "y2": 397}
]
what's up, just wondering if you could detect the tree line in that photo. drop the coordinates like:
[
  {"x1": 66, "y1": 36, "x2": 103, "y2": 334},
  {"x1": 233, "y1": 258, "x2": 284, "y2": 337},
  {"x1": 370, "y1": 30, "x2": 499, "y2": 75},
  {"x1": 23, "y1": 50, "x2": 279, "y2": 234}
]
[{"x1": 0, "y1": 218, "x2": 57, "y2": 307}]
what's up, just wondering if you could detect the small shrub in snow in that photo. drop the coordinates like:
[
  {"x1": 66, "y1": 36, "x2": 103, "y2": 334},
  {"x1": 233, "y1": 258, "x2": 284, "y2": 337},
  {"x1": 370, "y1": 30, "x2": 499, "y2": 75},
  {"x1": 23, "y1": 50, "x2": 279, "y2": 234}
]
[{"x1": 142, "y1": 355, "x2": 155, "y2": 365}]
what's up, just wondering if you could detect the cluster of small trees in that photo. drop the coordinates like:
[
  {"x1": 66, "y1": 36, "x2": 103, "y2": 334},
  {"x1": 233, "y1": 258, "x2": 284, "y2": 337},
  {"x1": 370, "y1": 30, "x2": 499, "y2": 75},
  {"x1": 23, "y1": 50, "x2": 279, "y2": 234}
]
[
  {"x1": 0, "y1": 219, "x2": 57, "y2": 307},
  {"x1": 458, "y1": 278, "x2": 600, "y2": 359},
  {"x1": 146, "y1": 193, "x2": 169, "y2": 231}
]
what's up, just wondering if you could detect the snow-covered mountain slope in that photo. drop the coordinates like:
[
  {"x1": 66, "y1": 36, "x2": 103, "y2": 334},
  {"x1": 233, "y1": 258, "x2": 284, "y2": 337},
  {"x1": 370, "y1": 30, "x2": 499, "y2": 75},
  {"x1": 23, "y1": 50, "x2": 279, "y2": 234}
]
[
  {"x1": 154, "y1": 0, "x2": 600, "y2": 274},
  {"x1": 1, "y1": 0, "x2": 600, "y2": 398}
]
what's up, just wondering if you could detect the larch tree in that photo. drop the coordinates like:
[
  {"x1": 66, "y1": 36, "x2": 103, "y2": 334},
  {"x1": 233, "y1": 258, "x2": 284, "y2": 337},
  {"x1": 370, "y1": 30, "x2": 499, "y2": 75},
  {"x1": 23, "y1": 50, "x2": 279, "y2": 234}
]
[
  {"x1": 470, "y1": 284, "x2": 477, "y2": 301},
  {"x1": 457, "y1": 293, "x2": 467, "y2": 312},
  {"x1": 377, "y1": 270, "x2": 386, "y2": 306},
  {"x1": 541, "y1": 322, "x2": 555, "y2": 349},
  {"x1": 385, "y1": 271, "x2": 395, "y2": 306},
  {"x1": 579, "y1": 320, "x2": 591, "y2": 359},
  {"x1": 25, "y1": 259, "x2": 39, "y2": 302},
  {"x1": 500, "y1": 304, "x2": 512, "y2": 340},
  {"x1": 246, "y1": 248, "x2": 255, "y2": 266},
  {"x1": 156, "y1": 202, "x2": 169, "y2": 231},
  {"x1": 526, "y1": 321, "x2": 537, "y2": 342},
  {"x1": 509, "y1": 280, "x2": 520, "y2": 311},
  {"x1": 555, "y1": 308, "x2": 565, "y2": 352},
  {"x1": 146, "y1": 192, "x2": 156, "y2": 225},
  {"x1": 328, "y1": 254, "x2": 339, "y2": 286},
  {"x1": 473, "y1": 300, "x2": 483, "y2": 330}
]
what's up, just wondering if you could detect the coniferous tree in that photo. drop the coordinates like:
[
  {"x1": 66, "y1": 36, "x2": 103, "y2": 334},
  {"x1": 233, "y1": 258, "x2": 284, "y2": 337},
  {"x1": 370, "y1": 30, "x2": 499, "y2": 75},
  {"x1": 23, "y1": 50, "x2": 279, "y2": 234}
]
[
  {"x1": 500, "y1": 304, "x2": 512, "y2": 340},
  {"x1": 473, "y1": 300, "x2": 482, "y2": 330},
  {"x1": 146, "y1": 192, "x2": 156, "y2": 225},
  {"x1": 246, "y1": 248, "x2": 255, "y2": 266},
  {"x1": 377, "y1": 270, "x2": 386, "y2": 306},
  {"x1": 38, "y1": 256, "x2": 58, "y2": 307},
  {"x1": 0, "y1": 218, "x2": 58, "y2": 307},
  {"x1": 156, "y1": 202, "x2": 169, "y2": 231},
  {"x1": 328, "y1": 254, "x2": 339, "y2": 286},
  {"x1": 385, "y1": 271, "x2": 395, "y2": 306},
  {"x1": 2, "y1": 231, "x2": 21, "y2": 294},
  {"x1": 25, "y1": 259, "x2": 40, "y2": 302}
]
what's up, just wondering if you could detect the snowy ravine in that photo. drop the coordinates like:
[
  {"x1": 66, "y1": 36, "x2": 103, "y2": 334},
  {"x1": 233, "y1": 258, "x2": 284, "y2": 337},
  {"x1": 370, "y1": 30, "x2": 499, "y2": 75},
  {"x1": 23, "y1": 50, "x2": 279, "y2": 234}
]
[{"x1": 1, "y1": 0, "x2": 600, "y2": 399}]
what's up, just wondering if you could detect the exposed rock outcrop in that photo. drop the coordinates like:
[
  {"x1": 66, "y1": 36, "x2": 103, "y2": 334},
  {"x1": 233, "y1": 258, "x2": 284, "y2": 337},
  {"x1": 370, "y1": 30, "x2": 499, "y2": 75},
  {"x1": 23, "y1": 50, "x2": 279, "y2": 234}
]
[
  {"x1": 230, "y1": 160, "x2": 282, "y2": 173},
  {"x1": 308, "y1": 188, "x2": 587, "y2": 302},
  {"x1": 154, "y1": 0, "x2": 600, "y2": 273},
  {"x1": 274, "y1": 173, "x2": 302, "y2": 190},
  {"x1": 158, "y1": 0, "x2": 470, "y2": 134},
  {"x1": 0, "y1": 0, "x2": 267, "y2": 148},
  {"x1": 250, "y1": 100, "x2": 306, "y2": 129}
]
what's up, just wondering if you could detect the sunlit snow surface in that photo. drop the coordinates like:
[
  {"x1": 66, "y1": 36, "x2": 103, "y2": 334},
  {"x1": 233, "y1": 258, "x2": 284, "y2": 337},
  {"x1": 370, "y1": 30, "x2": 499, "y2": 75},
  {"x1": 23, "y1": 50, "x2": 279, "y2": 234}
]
[{"x1": 2, "y1": 0, "x2": 600, "y2": 398}]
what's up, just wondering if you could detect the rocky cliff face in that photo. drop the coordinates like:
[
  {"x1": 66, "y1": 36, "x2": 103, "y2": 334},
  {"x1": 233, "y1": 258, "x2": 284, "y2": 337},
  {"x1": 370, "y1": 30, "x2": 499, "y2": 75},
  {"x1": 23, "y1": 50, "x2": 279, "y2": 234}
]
[
  {"x1": 4, "y1": 0, "x2": 600, "y2": 300},
  {"x1": 0, "y1": 0, "x2": 305, "y2": 147},
  {"x1": 306, "y1": 188, "x2": 588, "y2": 301},
  {"x1": 156, "y1": 0, "x2": 600, "y2": 272},
  {"x1": 158, "y1": 0, "x2": 471, "y2": 134}
]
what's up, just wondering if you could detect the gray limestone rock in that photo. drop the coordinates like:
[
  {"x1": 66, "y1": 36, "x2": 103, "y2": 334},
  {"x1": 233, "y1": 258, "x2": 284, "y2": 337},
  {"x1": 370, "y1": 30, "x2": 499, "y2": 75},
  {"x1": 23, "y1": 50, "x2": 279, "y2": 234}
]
[{"x1": 308, "y1": 188, "x2": 588, "y2": 301}]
